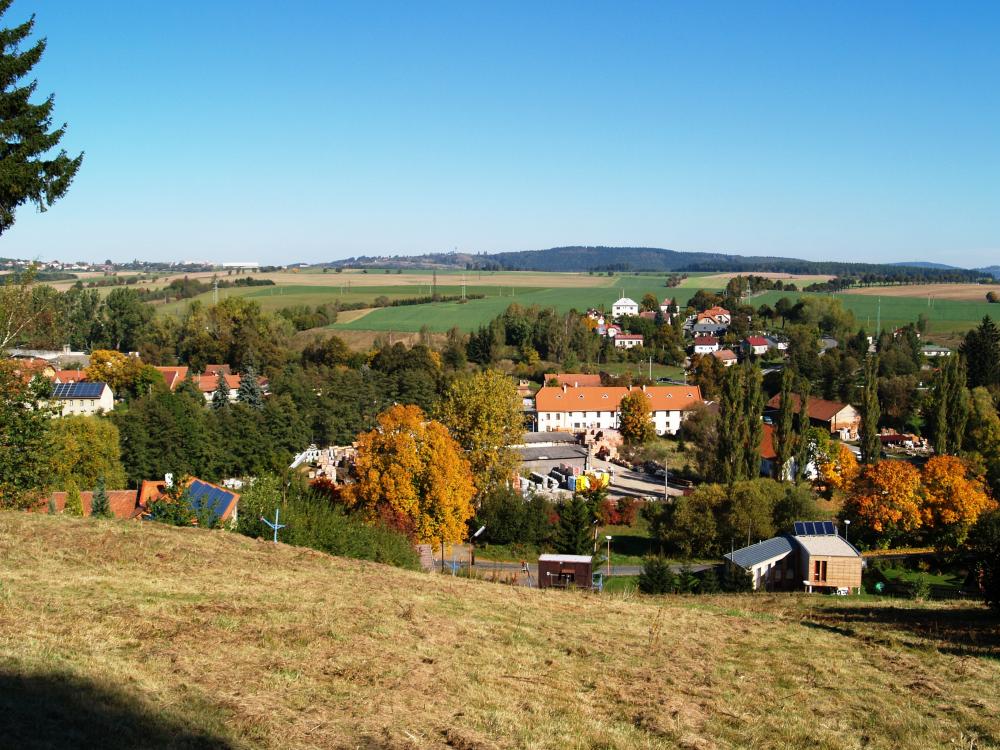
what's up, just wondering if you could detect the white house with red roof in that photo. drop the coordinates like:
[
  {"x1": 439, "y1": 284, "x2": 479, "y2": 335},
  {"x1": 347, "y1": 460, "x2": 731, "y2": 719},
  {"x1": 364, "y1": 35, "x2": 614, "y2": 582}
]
[
  {"x1": 535, "y1": 384, "x2": 704, "y2": 436},
  {"x1": 614, "y1": 334, "x2": 644, "y2": 349},
  {"x1": 693, "y1": 335, "x2": 720, "y2": 354},
  {"x1": 743, "y1": 336, "x2": 769, "y2": 356}
]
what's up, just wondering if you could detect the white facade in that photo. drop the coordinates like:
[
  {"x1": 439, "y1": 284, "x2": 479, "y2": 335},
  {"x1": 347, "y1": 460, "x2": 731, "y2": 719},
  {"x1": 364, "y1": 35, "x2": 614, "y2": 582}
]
[
  {"x1": 614, "y1": 335, "x2": 644, "y2": 349},
  {"x1": 693, "y1": 339, "x2": 719, "y2": 354},
  {"x1": 611, "y1": 297, "x2": 639, "y2": 318},
  {"x1": 54, "y1": 385, "x2": 114, "y2": 416}
]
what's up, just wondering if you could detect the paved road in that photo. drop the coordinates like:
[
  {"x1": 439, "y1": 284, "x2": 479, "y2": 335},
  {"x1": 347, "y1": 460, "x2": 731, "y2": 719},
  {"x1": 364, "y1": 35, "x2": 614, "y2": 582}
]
[
  {"x1": 589, "y1": 457, "x2": 686, "y2": 500},
  {"x1": 437, "y1": 559, "x2": 711, "y2": 578}
]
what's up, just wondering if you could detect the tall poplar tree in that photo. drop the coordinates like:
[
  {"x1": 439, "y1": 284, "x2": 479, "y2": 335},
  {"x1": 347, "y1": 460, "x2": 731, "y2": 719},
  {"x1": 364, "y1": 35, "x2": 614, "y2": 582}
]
[
  {"x1": 0, "y1": 1, "x2": 83, "y2": 235},
  {"x1": 741, "y1": 359, "x2": 764, "y2": 481},
  {"x1": 716, "y1": 364, "x2": 744, "y2": 485},
  {"x1": 859, "y1": 355, "x2": 881, "y2": 465},
  {"x1": 772, "y1": 367, "x2": 796, "y2": 479},
  {"x1": 793, "y1": 376, "x2": 812, "y2": 481}
]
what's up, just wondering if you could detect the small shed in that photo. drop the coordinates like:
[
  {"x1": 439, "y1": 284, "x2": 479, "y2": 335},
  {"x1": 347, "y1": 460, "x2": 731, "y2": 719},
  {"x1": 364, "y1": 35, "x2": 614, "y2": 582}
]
[{"x1": 538, "y1": 554, "x2": 593, "y2": 589}]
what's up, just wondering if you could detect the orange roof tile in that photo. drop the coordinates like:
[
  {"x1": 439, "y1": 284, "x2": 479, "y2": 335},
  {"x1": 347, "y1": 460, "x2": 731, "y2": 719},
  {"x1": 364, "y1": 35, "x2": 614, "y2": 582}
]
[
  {"x1": 54, "y1": 370, "x2": 87, "y2": 383},
  {"x1": 154, "y1": 366, "x2": 189, "y2": 390},
  {"x1": 545, "y1": 373, "x2": 603, "y2": 387},
  {"x1": 45, "y1": 490, "x2": 141, "y2": 519},
  {"x1": 535, "y1": 385, "x2": 703, "y2": 414},
  {"x1": 765, "y1": 393, "x2": 856, "y2": 422}
]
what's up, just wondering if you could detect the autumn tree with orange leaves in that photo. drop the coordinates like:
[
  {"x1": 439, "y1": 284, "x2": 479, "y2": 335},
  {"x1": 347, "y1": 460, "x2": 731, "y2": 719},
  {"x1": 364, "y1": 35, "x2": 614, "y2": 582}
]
[
  {"x1": 343, "y1": 404, "x2": 475, "y2": 544},
  {"x1": 843, "y1": 460, "x2": 922, "y2": 544},
  {"x1": 921, "y1": 455, "x2": 998, "y2": 547},
  {"x1": 818, "y1": 443, "x2": 860, "y2": 496}
]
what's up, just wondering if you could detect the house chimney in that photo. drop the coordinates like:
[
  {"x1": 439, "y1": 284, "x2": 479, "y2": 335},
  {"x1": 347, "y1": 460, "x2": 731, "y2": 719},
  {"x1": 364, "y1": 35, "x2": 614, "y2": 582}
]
[
  {"x1": 561, "y1": 384, "x2": 567, "y2": 393},
  {"x1": 574, "y1": 381, "x2": 578, "y2": 388}
]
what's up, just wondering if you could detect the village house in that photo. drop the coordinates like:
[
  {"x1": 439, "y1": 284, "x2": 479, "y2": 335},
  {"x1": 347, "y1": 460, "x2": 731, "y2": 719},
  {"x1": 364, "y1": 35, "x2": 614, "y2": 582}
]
[
  {"x1": 611, "y1": 296, "x2": 639, "y2": 318},
  {"x1": 687, "y1": 320, "x2": 728, "y2": 337},
  {"x1": 759, "y1": 423, "x2": 817, "y2": 480},
  {"x1": 724, "y1": 521, "x2": 862, "y2": 593},
  {"x1": 139, "y1": 476, "x2": 240, "y2": 524},
  {"x1": 534, "y1": 383, "x2": 704, "y2": 436},
  {"x1": 613, "y1": 333, "x2": 644, "y2": 349},
  {"x1": 920, "y1": 344, "x2": 952, "y2": 358},
  {"x1": 693, "y1": 335, "x2": 720, "y2": 354},
  {"x1": 696, "y1": 305, "x2": 731, "y2": 326},
  {"x1": 742, "y1": 336, "x2": 769, "y2": 356},
  {"x1": 44, "y1": 489, "x2": 143, "y2": 519},
  {"x1": 659, "y1": 298, "x2": 678, "y2": 317},
  {"x1": 154, "y1": 366, "x2": 189, "y2": 390},
  {"x1": 712, "y1": 348, "x2": 738, "y2": 367},
  {"x1": 53, "y1": 369, "x2": 87, "y2": 383},
  {"x1": 51, "y1": 381, "x2": 114, "y2": 416},
  {"x1": 765, "y1": 393, "x2": 861, "y2": 439},
  {"x1": 605, "y1": 325, "x2": 621, "y2": 338}
]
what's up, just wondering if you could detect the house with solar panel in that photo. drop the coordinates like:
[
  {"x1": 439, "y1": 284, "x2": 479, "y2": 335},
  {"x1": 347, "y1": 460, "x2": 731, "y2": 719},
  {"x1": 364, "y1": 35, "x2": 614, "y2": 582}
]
[
  {"x1": 724, "y1": 521, "x2": 862, "y2": 594},
  {"x1": 50, "y1": 381, "x2": 114, "y2": 417},
  {"x1": 139, "y1": 476, "x2": 239, "y2": 525}
]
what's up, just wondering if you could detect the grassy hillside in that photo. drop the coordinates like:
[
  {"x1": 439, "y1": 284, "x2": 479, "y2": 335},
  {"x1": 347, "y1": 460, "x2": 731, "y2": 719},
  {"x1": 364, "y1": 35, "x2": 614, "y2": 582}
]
[{"x1": 1, "y1": 513, "x2": 997, "y2": 749}]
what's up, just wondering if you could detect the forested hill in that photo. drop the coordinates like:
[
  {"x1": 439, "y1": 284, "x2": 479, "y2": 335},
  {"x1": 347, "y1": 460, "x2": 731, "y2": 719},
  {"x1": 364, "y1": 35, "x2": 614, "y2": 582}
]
[{"x1": 330, "y1": 245, "x2": 988, "y2": 281}]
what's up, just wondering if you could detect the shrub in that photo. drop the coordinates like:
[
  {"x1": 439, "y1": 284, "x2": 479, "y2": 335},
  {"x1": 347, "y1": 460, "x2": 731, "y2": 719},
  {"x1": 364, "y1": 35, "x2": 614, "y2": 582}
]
[{"x1": 638, "y1": 556, "x2": 675, "y2": 595}]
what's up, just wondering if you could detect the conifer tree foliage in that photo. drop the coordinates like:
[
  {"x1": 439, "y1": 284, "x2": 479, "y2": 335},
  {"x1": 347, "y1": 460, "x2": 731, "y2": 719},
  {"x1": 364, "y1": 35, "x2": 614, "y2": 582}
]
[
  {"x1": 638, "y1": 556, "x2": 675, "y2": 594},
  {"x1": 859, "y1": 355, "x2": 881, "y2": 465},
  {"x1": 961, "y1": 316, "x2": 1000, "y2": 391},
  {"x1": 90, "y1": 476, "x2": 111, "y2": 519},
  {"x1": 0, "y1": 360, "x2": 52, "y2": 508},
  {"x1": 236, "y1": 361, "x2": 264, "y2": 409},
  {"x1": 741, "y1": 360, "x2": 765, "y2": 481},
  {"x1": 553, "y1": 495, "x2": 593, "y2": 555},
  {"x1": 793, "y1": 376, "x2": 812, "y2": 482},
  {"x1": 0, "y1": 1, "x2": 83, "y2": 235},
  {"x1": 211, "y1": 369, "x2": 230, "y2": 409},
  {"x1": 63, "y1": 480, "x2": 82, "y2": 517}
]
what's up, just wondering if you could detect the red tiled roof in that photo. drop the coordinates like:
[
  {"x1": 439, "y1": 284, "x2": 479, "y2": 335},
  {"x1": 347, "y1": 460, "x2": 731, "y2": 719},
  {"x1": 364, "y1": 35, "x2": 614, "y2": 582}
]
[
  {"x1": 545, "y1": 373, "x2": 603, "y2": 387},
  {"x1": 45, "y1": 490, "x2": 141, "y2": 519},
  {"x1": 203, "y1": 364, "x2": 231, "y2": 376},
  {"x1": 694, "y1": 336, "x2": 719, "y2": 346},
  {"x1": 54, "y1": 370, "x2": 87, "y2": 383},
  {"x1": 536, "y1": 385, "x2": 703, "y2": 414},
  {"x1": 765, "y1": 393, "x2": 856, "y2": 422},
  {"x1": 197, "y1": 374, "x2": 241, "y2": 393},
  {"x1": 139, "y1": 477, "x2": 238, "y2": 522},
  {"x1": 154, "y1": 366, "x2": 189, "y2": 390},
  {"x1": 745, "y1": 336, "x2": 768, "y2": 346},
  {"x1": 616, "y1": 334, "x2": 644, "y2": 341},
  {"x1": 713, "y1": 349, "x2": 737, "y2": 360},
  {"x1": 639, "y1": 311, "x2": 657, "y2": 320},
  {"x1": 697, "y1": 306, "x2": 730, "y2": 321},
  {"x1": 760, "y1": 423, "x2": 777, "y2": 460}
]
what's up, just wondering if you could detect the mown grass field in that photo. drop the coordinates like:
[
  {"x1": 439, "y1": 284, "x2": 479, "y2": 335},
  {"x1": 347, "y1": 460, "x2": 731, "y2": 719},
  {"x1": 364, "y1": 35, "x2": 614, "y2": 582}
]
[{"x1": 1, "y1": 512, "x2": 997, "y2": 750}]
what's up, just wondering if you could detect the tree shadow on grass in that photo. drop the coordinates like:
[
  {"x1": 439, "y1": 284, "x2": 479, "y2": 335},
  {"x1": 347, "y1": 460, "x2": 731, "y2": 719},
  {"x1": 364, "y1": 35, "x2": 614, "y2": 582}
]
[
  {"x1": 0, "y1": 669, "x2": 234, "y2": 749},
  {"x1": 802, "y1": 603, "x2": 1000, "y2": 658}
]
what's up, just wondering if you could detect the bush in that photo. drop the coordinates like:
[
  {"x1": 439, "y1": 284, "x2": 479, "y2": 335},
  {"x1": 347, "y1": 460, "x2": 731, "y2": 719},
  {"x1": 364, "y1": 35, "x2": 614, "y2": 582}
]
[
  {"x1": 237, "y1": 475, "x2": 419, "y2": 570},
  {"x1": 473, "y1": 487, "x2": 552, "y2": 547},
  {"x1": 638, "y1": 556, "x2": 675, "y2": 594}
]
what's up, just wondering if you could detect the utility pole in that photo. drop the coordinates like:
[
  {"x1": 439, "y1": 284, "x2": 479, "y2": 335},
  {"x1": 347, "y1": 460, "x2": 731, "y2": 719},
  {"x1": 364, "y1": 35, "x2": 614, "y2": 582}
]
[{"x1": 213, "y1": 278, "x2": 219, "y2": 305}]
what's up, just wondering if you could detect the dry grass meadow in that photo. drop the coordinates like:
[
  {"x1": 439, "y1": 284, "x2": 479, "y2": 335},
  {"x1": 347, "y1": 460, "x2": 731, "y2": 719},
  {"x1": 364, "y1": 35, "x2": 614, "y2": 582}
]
[{"x1": 1, "y1": 513, "x2": 998, "y2": 750}]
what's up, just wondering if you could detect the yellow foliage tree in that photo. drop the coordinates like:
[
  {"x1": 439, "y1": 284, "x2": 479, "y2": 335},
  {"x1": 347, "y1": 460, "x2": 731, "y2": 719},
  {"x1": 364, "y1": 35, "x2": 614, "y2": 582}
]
[
  {"x1": 47, "y1": 416, "x2": 127, "y2": 489},
  {"x1": 619, "y1": 390, "x2": 655, "y2": 445},
  {"x1": 818, "y1": 443, "x2": 860, "y2": 493},
  {"x1": 344, "y1": 404, "x2": 475, "y2": 544},
  {"x1": 921, "y1": 455, "x2": 997, "y2": 530},
  {"x1": 436, "y1": 370, "x2": 522, "y2": 494},
  {"x1": 844, "y1": 460, "x2": 922, "y2": 537},
  {"x1": 84, "y1": 350, "x2": 143, "y2": 395}
]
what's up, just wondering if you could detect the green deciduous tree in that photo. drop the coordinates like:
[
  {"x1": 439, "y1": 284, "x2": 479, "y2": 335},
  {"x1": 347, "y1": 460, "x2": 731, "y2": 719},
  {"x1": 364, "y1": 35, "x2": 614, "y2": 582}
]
[
  {"x1": 859, "y1": 355, "x2": 881, "y2": 465},
  {"x1": 0, "y1": 2, "x2": 83, "y2": 236},
  {"x1": 437, "y1": 369, "x2": 522, "y2": 494},
  {"x1": 47, "y1": 416, "x2": 126, "y2": 490},
  {"x1": 0, "y1": 361, "x2": 52, "y2": 508}
]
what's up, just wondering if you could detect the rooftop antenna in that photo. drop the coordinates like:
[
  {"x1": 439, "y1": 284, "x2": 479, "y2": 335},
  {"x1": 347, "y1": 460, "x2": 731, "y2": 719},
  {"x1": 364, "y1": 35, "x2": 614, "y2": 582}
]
[{"x1": 261, "y1": 508, "x2": 285, "y2": 544}]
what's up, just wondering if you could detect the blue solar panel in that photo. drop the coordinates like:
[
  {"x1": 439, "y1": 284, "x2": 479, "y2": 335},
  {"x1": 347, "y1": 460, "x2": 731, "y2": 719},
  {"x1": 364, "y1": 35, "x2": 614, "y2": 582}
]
[
  {"x1": 793, "y1": 520, "x2": 837, "y2": 536},
  {"x1": 53, "y1": 381, "x2": 106, "y2": 399},
  {"x1": 185, "y1": 480, "x2": 235, "y2": 519}
]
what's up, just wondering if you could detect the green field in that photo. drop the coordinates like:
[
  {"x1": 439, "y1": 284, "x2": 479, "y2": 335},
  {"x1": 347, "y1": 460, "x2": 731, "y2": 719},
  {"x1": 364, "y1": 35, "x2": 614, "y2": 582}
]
[{"x1": 753, "y1": 290, "x2": 996, "y2": 335}]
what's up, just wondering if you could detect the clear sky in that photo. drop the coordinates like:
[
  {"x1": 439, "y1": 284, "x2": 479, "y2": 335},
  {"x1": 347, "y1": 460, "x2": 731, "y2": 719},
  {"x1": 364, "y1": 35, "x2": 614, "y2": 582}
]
[{"x1": 3, "y1": 1, "x2": 999, "y2": 266}]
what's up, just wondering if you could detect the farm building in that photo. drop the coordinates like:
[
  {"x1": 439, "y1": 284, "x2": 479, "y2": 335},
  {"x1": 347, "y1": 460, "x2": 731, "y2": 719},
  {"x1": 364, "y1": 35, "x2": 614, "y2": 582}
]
[
  {"x1": 534, "y1": 384, "x2": 703, "y2": 436},
  {"x1": 724, "y1": 521, "x2": 862, "y2": 593},
  {"x1": 765, "y1": 393, "x2": 861, "y2": 439},
  {"x1": 538, "y1": 554, "x2": 594, "y2": 589}
]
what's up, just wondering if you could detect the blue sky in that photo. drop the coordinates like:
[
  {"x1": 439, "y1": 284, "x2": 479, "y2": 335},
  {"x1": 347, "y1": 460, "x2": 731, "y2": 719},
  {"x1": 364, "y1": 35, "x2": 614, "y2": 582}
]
[{"x1": 3, "y1": 1, "x2": 998, "y2": 266}]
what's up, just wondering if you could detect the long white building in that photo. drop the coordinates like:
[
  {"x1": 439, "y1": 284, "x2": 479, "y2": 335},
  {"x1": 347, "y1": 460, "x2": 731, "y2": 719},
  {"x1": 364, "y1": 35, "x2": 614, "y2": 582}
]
[{"x1": 535, "y1": 384, "x2": 704, "y2": 436}]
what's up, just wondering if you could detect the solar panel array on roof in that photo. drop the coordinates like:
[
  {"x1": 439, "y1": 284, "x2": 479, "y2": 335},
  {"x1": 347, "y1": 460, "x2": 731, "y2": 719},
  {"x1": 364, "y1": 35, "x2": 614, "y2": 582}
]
[
  {"x1": 793, "y1": 520, "x2": 836, "y2": 536},
  {"x1": 186, "y1": 480, "x2": 236, "y2": 520},
  {"x1": 52, "y1": 381, "x2": 106, "y2": 399}
]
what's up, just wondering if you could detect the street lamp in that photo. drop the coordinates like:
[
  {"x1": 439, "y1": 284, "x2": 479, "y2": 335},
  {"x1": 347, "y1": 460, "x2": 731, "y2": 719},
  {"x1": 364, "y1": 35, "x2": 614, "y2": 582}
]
[
  {"x1": 471, "y1": 525, "x2": 486, "y2": 567},
  {"x1": 605, "y1": 535, "x2": 612, "y2": 577},
  {"x1": 844, "y1": 519, "x2": 851, "y2": 543}
]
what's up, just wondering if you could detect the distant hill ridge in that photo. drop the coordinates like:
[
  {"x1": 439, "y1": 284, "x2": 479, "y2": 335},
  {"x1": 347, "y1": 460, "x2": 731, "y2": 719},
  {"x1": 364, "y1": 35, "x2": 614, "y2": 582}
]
[{"x1": 328, "y1": 245, "x2": 989, "y2": 280}]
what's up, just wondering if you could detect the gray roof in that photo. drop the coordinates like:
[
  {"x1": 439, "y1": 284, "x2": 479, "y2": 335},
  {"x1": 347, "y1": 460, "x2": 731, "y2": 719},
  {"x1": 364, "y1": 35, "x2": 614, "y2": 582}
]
[
  {"x1": 519, "y1": 432, "x2": 580, "y2": 445},
  {"x1": 792, "y1": 534, "x2": 861, "y2": 557},
  {"x1": 516, "y1": 445, "x2": 588, "y2": 461},
  {"x1": 724, "y1": 536, "x2": 793, "y2": 569}
]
